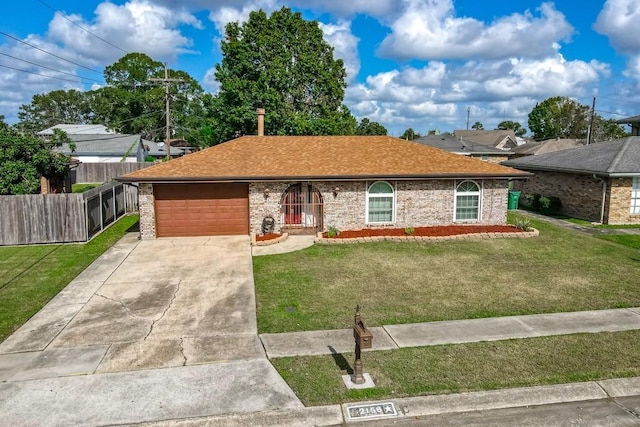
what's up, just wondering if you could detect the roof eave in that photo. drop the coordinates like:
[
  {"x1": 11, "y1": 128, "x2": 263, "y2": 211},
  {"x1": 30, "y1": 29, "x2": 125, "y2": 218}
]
[{"x1": 118, "y1": 172, "x2": 532, "y2": 184}]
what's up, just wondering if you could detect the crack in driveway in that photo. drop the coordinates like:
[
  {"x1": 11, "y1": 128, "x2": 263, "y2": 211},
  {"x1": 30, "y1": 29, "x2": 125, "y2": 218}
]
[
  {"x1": 179, "y1": 337, "x2": 187, "y2": 366},
  {"x1": 96, "y1": 293, "x2": 143, "y2": 320},
  {"x1": 144, "y1": 280, "x2": 182, "y2": 341}
]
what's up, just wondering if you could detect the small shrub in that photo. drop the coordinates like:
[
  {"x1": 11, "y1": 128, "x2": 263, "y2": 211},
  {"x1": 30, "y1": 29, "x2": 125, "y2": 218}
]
[
  {"x1": 526, "y1": 193, "x2": 542, "y2": 211},
  {"x1": 539, "y1": 196, "x2": 561, "y2": 212},
  {"x1": 327, "y1": 226, "x2": 340, "y2": 238},
  {"x1": 513, "y1": 217, "x2": 532, "y2": 232},
  {"x1": 404, "y1": 226, "x2": 415, "y2": 235}
]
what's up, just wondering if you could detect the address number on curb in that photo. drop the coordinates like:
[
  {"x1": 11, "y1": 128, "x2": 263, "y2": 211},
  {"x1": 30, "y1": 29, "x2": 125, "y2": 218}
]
[{"x1": 346, "y1": 402, "x2": 398, "y2": 420}]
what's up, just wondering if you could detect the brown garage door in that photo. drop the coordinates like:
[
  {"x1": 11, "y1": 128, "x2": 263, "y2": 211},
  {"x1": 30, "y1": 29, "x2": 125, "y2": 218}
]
[{"x1": 154, "y1": 183, "x2": 249, "y2": 237}]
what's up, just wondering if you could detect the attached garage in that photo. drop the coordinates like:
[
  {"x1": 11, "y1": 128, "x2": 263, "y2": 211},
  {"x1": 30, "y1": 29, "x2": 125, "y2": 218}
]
[{"x1": 153, "y1": 183, "x2": 249, "y2": 237}]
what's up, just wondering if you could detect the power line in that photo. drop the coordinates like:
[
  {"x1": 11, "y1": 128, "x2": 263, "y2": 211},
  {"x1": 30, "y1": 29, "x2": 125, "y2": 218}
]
[
  {"x1": 0, "y1": 51, "x2": 104, "y2": 84},
  {"x1": 36, "y1": 0, "x2": 129, "y2": 55},
  {"x1": 0, "y1": 63, "x2": 88, "y2": 84},
  {"x1": 0, "y1": 31, "x2": 102, "y2": 75}
]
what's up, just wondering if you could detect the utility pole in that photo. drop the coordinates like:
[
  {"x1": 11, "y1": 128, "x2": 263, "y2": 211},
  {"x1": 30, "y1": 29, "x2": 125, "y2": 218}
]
[
  {"x1": 466, "y1": 107, "x2": 470, "y2": 130},
  {"x1": 587, "y1": 96, "x2": 596, "y2": 145},
  {"x1": 149, "y1": 63, "x2": 183, "y2": 160}
]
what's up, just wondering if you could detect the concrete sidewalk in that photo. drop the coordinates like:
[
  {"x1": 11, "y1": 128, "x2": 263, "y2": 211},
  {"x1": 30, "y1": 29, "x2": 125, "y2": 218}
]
[{"x1": 260, "y1": 307, "x2": 640, "y2": 357}]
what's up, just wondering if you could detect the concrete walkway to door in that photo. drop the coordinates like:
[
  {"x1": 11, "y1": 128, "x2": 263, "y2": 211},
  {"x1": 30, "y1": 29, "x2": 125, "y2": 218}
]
[{"x1": 0, "y1": 235, "x2": 310, "y2": 426}]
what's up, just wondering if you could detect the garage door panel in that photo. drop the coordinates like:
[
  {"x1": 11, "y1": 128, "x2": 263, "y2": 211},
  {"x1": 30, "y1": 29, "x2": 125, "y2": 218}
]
[{"x1": 154, "y1": 183, "x2": 249, "y2": 237}]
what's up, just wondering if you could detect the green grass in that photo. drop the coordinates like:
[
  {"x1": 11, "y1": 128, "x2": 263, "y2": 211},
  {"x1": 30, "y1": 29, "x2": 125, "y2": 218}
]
[
  {"x1": 71, "y1": 183, "x2": 103, "y2": 193},
  {"x1": 272, "y1": 330, "x2": 640, "y2": 406},
  {"x1": 598, "y1": 235, "x2": 640, "y2": 250},
  {"x1": 254, "y1": 213, "x2": 640, "y2": 333},
  {"x1": 0, "y1": 214, "x2": 139, "y2": 342}
]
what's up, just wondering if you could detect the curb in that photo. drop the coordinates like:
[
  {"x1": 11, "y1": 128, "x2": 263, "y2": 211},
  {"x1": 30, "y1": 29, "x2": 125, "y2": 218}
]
[{"x1": 134, "y1": 377, "x2": 640, "y2": 426}]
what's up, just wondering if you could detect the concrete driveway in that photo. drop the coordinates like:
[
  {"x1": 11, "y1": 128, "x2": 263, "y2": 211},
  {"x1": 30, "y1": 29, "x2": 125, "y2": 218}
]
[{"x1": 0, "y1": 235, "x2": 303, "y2": 426}]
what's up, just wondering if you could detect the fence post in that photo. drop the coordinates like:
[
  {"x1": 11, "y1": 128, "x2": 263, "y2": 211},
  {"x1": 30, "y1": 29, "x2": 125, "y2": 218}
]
[
  {"x1": 113, "y1": 182, "x2": 117, "y2": 221},
  {"x1": 100, "y1": 189, "x2": 104, "y2": 232},
  {"x1": 84, "y1": 197, "x2": 89, "y2": 242}
]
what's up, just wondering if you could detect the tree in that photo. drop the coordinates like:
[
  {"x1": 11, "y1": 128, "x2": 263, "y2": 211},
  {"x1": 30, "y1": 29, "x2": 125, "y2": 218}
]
[
  {"x1": 471, "y1": 121, "x2": 484, "y2": 130},
  {"x1": 590, "y1": 117, "x2": 628, "y2": 142},
  {"x1": 0, "y1": 128, "x2": 73, "y2": 195},
  {"x1": 496, "y1": 120, "x2": 526, "y2": 137},
  {"x1": 16, "y1": 89, "x2": 93, "y2": 134},
  {"x1": 212, "y1": 7, "x2": 356, "y2": 142},
  {"x1": 356, "y1": 118, "x2": 387, "y2": 135},
  {"x1": 0, "y1": 115, "x2": 8, "y2": 132},
  {"x1": 400, "y1": 128, "x2": 420, "y2": 140},
  {"x1": 91, "y1": 53, "x2": 206, "y2": 142},
  {"x1": 528, "y1": 96, "x2": 590, "y2": 140}
]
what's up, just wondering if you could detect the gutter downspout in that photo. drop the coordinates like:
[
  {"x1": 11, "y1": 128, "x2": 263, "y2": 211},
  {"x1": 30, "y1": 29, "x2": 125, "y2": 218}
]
[{"x1": 594, "y1": 174, "x2": 607, "y2": 224}]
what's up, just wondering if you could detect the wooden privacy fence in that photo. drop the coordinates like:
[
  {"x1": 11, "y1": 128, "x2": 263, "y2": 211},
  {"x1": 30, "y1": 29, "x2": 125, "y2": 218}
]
[
  {"x1": 0, "y1": 182, "x2": 138, "y2": 246},
  {"x1": 72, "y1": 162, "x2": 154, "y2": 184}
]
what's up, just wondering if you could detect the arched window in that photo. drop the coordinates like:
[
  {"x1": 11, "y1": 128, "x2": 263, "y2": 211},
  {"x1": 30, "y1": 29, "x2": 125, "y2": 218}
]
[
  {"x1": 455, "y1": 180, "x2": 481, "y2": 221},
  {"x1": 367, "y1": 181, "x2": 394, "y2": 223}
]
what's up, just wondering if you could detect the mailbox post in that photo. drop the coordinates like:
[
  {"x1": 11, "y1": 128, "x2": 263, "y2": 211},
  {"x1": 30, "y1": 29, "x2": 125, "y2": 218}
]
[{"x1": 352, "y1": 305, "x2": 373, "y2": 384}]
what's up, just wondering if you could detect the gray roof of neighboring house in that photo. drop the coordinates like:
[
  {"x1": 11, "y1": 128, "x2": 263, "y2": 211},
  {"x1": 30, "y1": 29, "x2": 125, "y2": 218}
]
[
  {"x1": 414, "y1": 135, "x2": 509, "y2": 155},
  {"x1": 453, "y1": 130, "x2": 517, "y2": 148},
  {"x1": 54, "y1": 134, "x2": 184, "y2": 158},
  {"x1": 56, "y1": 134, "x2": 142, "y2": 157},
  {"x1": 616, "y1": 115, "x2": 640, "y2": 124},
  {"x1": 37, "y1": 124, "x2": 115, "y2": 135},
  {"x1": 513, "y1": 138, "x2": 584, "y2": 156},
  {"x1": 502, "y1": 136, "x2": 640, "y2": 177}
]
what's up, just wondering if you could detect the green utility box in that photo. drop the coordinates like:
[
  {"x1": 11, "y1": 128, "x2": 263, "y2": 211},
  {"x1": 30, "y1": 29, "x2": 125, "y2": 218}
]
[{"x1": 508, "y1": 191, "x2": 521, "y2": 210}]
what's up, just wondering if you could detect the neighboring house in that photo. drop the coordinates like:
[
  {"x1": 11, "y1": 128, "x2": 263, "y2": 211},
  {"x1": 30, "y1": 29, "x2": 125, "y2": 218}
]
[
  {"x1": 37, "y1": 124, "x2": 115, "y2": 136},
  {"x1": 454, "y1": 130, "x2": 519, "y2": 151},
  {"x1": 55, "y1": 134, "x2": 184, "y2": 163},
  {"x1": 413, "y1": 134, "x2": 511, "y2": 164},
  {"x1": 118, "y1": 135, "x2": 530, "y2": 239},
  {"x1": 511, "y1": 138, "x2": 584, "y2": 158},
  {"x1": 502, "y1": 137, "x2": 640, "y2": 224},
  {"x1": 616, "y1": 115, "x2": 640, "y2": 136}
]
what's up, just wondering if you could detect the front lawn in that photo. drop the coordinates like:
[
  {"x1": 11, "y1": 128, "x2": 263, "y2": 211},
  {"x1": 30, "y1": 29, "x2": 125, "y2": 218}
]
[
  {"x1": 253, "y1": 214, "x2": 640, "y2": 333},
  {"x1": 0, "y1": 215, "x2": 139, "y2": 342},
  {"x1": 272, "y1": 330, "x2": 640, "y2": 406}
]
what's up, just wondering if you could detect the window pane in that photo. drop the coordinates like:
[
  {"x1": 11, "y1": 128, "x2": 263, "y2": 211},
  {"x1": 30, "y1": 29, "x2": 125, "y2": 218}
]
[
  {"x1": 456, "y1": 195, "x2": 479, "y2": 220},
  {"x1": 632, "y1": 178, "x2": 640, "y2": 214},
  {"x1": 368, "y1": 196, "x2": 393, "y2": 222},
  {"x1": 370, "y1": 182, "x2": 393, "y2": 194}
]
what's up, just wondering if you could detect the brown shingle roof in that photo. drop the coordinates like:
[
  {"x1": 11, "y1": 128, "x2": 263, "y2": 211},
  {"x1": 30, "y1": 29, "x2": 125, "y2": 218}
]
[{"x1": 119, "y1": 135, "x2": 529, "y2": 182}]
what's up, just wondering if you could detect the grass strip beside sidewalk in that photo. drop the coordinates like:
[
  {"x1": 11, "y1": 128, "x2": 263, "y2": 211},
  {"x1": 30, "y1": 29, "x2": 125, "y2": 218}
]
[
  {"x1": 0, "y1": 215, "x2": 139, "y2": 343},
  {"x1": 272, "y1": 330, "x2": 640, "y2": 406}
]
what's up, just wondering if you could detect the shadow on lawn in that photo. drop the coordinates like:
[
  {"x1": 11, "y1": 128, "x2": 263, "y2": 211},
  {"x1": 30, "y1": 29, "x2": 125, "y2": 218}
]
[{"x1": 329, "y1": 345, "x2": 352, "y2": 374}]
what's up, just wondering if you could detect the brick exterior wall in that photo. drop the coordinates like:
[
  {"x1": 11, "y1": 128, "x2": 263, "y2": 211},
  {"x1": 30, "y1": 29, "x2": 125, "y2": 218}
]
[
  {"x1": 511, "y1": 171, "x2": 639, "y2": 224},
  {"x1": 608, "y1": 178, "x2": 639, "y2": 224},
  {"x1": 138, "y1": 183, "x2": 156, "y2": 239},
  {"x1": 249, "y1": 179, "x2": 508, "y2": 235}
]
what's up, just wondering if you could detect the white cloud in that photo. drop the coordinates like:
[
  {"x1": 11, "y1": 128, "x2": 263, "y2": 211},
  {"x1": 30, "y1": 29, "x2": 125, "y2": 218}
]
[
  {"x1": 47, "y1": 0, "x2": 202, "y2": 63},
  {"x1": 377, "y1": 1, "x2": 573, "y2": 60},
  {"x1": 595, "y1": 0, "x2": 640, "y2": 53},
  {"x1": 595, "y1": 0, "x2": 640, "y2": 83},
  {"x1": 345, "y1": 55, "x2": 606, "y2": 135},
  {"x1": 319, "y1": 21, "x2": 360, "y2": 83}
]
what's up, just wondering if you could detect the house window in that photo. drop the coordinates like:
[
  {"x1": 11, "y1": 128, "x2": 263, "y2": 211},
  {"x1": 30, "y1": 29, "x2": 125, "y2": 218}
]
[
  {"x1": 455, "y1": 180, "x2": 481, "y2": 221},
  {"x1": 632, "y1": 177, "x2": 640, "y2": 215},
  {"x1": 367, "y1": 181, "x2": 394, "y2": 223},
  {"x1": 481, "y1": 154, "x2": 489, "y2": 161}
]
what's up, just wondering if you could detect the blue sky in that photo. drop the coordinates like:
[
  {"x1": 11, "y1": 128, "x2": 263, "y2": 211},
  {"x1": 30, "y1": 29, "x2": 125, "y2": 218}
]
[{"x1": 2, "y1": 0, "x2": 640, "y2": 136}]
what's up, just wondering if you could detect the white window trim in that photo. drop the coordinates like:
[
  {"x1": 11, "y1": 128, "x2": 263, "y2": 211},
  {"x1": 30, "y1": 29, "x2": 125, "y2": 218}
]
[
  {"x1": 631, "y1": 177, "x2": 640, "y2": 215},
  {"x1": 453, "y1": 180, "x2": 482, "y2": 222},
  {"x1": 366, "y1": 181, "x2": 395, "y2": 224}
]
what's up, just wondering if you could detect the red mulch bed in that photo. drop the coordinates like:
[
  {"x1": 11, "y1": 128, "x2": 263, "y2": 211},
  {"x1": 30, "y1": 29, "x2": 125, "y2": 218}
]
[
  {"x1": 256, "y1": 233, "x2": 281, "y2": 242},
  {"x1": 323, "y1": 225, "x2": 522, "y2": 239}
]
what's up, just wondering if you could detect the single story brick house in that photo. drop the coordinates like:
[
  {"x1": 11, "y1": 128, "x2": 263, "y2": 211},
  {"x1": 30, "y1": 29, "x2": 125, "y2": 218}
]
[
  {"x1": 502, "y1": 136, "x2": 640, "y2": 224},
  {"x1": 413, "y1": 134, "x2": 511, "y2": 164},
  {"x1": 119, "y1": 135, "x2": 530, "y2": 239}
]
